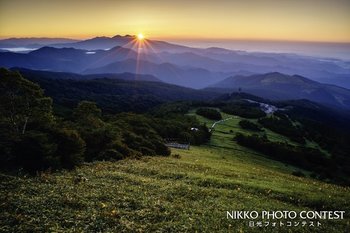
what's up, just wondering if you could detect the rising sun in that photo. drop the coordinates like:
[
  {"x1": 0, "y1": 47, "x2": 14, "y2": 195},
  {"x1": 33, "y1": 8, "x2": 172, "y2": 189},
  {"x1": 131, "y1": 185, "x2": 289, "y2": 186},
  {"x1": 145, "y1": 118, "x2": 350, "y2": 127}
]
[{"x1": 137, "y1": 33, "x2": 144, "y2": 40}]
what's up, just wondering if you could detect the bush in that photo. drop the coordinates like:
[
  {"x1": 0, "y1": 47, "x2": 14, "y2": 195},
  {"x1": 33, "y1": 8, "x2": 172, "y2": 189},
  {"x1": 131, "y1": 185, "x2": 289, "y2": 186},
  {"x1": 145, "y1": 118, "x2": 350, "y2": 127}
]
[
  {"x1": 196, "y1": 108, "x2": 222, "y2": 120},
  {"x1": 53, "y1": 129, "x2": 85, "y2": 169},
  {"x1": 13, "y1": 131, "x2": 58, "y2": 172},
  {"x1": 239, "y1": 120, "x2": 263, "y2": 131},
  {"x1": 172, "y1": 154, "x2": 181, "y2": 159},
  {"x1": 292, "y1": 171, "x2": 305, "y2": 177},
  {"x1": 234, "y1": 133, "x2": 331, "y2": 175},
  {"x1": 151, "y1": 140, "x2": 171, "y2": 156},
  {"x1": 258, "y1": 116, "x2": 305, "y2": 144},
  {"x1": 111, "y1": 142, "x2": 133, "y2": 157},
  {"x1": 221, "y1": 103, "x2": 266, "y2": 118},
  {"x1": 97, "y1": 149, "x2": 124, "y2": 161},
  {"x1": 78, "y1": 126, "x2": 117, "y2": 162},
  {"x1": 190, "y1": 124, "x2": 211, "y2": 145},
  {"x1": 140, "y1": 147, "x2": 156, "y2": 156},
  {"x1": 12, "y1": 128, "x2": 85, "y2": 172}
]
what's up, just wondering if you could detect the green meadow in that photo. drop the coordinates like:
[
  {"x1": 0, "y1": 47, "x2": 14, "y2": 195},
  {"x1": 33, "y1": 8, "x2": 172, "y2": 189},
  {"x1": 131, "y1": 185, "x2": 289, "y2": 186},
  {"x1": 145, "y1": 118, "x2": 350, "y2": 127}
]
[{"x1": 1, "y1": 111, "x2": 349, "y2": 232}]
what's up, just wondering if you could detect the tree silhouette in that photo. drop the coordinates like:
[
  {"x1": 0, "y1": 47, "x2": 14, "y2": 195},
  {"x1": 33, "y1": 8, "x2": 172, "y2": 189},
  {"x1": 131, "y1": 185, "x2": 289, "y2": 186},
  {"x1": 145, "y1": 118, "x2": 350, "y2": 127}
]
[{"x1": 0, "y1": 68, "x2": 54, "y2": 135}]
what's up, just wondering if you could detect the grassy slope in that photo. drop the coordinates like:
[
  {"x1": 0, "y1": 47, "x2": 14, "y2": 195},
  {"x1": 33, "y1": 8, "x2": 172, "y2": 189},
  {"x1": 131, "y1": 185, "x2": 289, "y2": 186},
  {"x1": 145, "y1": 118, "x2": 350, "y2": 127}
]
[{"x1": 1, "y1": 111, "x2": 349, "y2": 232}]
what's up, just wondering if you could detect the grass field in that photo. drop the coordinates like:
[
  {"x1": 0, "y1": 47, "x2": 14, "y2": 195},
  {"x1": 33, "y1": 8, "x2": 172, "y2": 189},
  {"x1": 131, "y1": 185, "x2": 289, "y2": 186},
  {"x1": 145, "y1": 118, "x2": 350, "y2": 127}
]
[{"x1": 1, "y1": 111, "x2": 349, "y2": 232}]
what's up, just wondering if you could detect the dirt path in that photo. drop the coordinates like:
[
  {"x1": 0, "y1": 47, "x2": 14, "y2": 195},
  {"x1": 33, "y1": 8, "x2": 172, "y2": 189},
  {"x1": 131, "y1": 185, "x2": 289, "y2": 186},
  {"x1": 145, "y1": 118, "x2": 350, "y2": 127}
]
[{"x1": 209, "y1": 117, "x2": 233, "y2": 132}]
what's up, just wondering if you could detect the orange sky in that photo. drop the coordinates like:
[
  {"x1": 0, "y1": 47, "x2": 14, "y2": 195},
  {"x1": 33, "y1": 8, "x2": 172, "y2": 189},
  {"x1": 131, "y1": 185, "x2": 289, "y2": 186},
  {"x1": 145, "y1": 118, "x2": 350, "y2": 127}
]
[{"x1": 0, "y1": 0, "x2": 350, "y2": 42}]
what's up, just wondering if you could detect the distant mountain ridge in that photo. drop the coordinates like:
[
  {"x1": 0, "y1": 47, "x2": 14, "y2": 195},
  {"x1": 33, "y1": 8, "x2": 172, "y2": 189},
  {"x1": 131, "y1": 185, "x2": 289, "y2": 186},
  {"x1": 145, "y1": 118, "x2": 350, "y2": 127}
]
[
  {"x1": 209, "y1": 72, "x2": 350, "y2": 109},
  {"x1": 84, "y1": 58, "x2": 228, "y2": 88},
  {"x1": 0, "y1": 46, "x2": 140, "y2": 72},
  {"x1": 0, "y1": 37, "x2": 80, "y2": 48},
  {"x1": 13, "y1": 68, "x2": 220, "y2": 113},
  {"x1": 51, "y1": 35, "x2": 134, "y2": 50},
  {"x1": 0, "y1": 34, "x2": 349, "y2": 92},
  {"x1": 10, "y1": 67, "x2": 162, "y2": 82},
  {"x1": 0, "y1": 46, "x2": 230, "y2": 88},
  {"x1": 50, "y1": 35, "x2": 191, "y2": 52}
]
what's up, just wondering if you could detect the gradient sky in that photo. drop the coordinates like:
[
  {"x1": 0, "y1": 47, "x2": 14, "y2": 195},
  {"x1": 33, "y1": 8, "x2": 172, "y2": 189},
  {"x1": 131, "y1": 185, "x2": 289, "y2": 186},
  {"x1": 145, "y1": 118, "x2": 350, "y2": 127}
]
[{"x1": 0, "y1": 0, "x2": 350, "y2": 42}]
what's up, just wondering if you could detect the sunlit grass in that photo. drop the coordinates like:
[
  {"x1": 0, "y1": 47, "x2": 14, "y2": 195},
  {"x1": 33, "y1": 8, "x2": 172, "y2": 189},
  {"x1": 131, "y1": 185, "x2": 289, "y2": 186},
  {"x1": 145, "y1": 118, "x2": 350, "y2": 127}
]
[{"x1": 1, "y1": 110, "x2": 349, "y2": 232}]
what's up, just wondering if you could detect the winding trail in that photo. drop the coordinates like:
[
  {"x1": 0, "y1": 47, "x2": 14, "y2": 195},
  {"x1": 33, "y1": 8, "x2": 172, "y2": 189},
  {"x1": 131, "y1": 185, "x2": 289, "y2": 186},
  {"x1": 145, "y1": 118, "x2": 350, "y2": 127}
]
[{"x1": 209, "y1": 117, "x2": 234, "y2": 132}]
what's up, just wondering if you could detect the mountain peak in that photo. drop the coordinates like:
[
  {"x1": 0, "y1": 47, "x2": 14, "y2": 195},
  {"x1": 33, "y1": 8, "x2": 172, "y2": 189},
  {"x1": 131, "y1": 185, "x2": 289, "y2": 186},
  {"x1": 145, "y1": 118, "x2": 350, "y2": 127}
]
[
  {"x1": 112, "y1": 35, "x2": 135, "y2": 39},
  {"x1": 91, "y1": 36, "x2": 110, "y2": 39},
  {"x1": 210, "y1": 72, "x2": 350, "y2": 109},
  {"x1": 264, "y1": 71, "x2": 286, "y2": 76}
]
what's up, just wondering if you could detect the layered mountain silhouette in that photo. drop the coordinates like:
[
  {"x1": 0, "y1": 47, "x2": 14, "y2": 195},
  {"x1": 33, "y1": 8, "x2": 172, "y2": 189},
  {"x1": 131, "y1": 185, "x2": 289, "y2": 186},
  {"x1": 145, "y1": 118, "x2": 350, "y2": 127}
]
[
  {"x1": 84, "y1": 59, "x2": 228, "y2": 88},
  {"x1": 12, "y1": 68, "x2": 219, "y2": 113},
  {"x1": 51, "y1": 35, "x2": 191, "y2": 52},
  {"x1": 1, "y1": 35, "x2": 350, "y2": 107},
  {"x1": 0, "y1": 46, "x2": 230, "y2": 88},
  {"x1": 0, "y1": 37, "x2": 79, "y2": 49},
  {"x1": 11, "y1": 67, "x2": 162, "y2": 82},
  {"x1": 1, "y1": 36, "x2": 349, "y2": 85},
  {"x1": 209, "y1": 72, "x2": 350, "y2": 109},
  {"x1": 0, "y1": 46, "x2": 139, "y2": 72}
]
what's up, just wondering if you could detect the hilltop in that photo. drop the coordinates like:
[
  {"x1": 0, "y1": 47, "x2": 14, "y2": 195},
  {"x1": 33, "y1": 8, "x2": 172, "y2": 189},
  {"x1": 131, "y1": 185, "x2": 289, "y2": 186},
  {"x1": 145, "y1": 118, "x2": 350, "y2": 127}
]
[{"x1": 1, "y1": 107, "x2": 349, "y2": 232}]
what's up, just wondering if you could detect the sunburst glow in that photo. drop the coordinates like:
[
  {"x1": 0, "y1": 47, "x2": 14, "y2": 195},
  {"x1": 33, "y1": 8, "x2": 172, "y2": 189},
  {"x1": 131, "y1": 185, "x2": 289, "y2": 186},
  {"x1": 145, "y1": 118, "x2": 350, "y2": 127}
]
[{"x1": 137, "y1": 33, "x2": 144, "y2": 40}]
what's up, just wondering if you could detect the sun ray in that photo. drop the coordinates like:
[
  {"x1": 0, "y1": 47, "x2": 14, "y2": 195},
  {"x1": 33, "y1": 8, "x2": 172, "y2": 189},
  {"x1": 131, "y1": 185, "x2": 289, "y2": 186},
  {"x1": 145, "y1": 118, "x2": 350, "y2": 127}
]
[{"x1": 137, "y1": 33, "x2": 144, "y2": 40}]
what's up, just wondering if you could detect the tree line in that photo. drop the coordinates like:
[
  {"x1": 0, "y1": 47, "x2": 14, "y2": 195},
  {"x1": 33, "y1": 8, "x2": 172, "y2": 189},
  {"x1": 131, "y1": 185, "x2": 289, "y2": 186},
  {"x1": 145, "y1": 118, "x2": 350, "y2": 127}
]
[
  {"x1": 234, "y1": 133, "x2": 349, "y2": 185},
  {"x1": 0, "y1": 69, "x2": 210, "y2": 173}
]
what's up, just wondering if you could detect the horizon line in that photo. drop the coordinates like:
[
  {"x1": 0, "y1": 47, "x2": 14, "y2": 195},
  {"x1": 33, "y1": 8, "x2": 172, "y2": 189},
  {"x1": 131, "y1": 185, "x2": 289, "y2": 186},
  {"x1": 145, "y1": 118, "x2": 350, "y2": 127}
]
[{"x1": 1, "y1": 34, "x2": 350, "y2": 44}]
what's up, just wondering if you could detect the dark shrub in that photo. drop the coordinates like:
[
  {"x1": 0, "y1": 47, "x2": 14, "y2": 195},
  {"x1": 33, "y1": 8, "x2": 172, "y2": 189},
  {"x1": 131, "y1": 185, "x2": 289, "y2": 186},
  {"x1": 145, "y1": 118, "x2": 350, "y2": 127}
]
[
  {"x1": 97, "y1": 149, "x2": 124, "y2": 161},
  {"x1": 151, "y1": 140, "x2": 171, "y2": 156},
  {"x1": 14, "y1": 131, "x2": 58, "y2": 172},
  {"x1": 221, "y1": 103, "x2": 266, "y2": 118},
  {"x1": 53, "y1": 129, "x2": 85, "y2": 169},
  {"x1": 196, "y1": 108, "x2": 222, "y2": 120},
  {"x1": 112, "y1": 142, "x2": 134, "y2": 157},
  {"x1": 234, "y1": 133, "x2": 330, "y2": 176},
  {"x1": 178, "y1": 132, "x2": 192, "y2": 144},
  {"x1": 140, "y1": 147, "x2": 156, "y2": 156},
  {"x1": 239, "y1": 120, "x2": 263, "y2": 131},
  {"x1": 12, "y1": 128, "x2": 85, "y2": 172},
  {"x1": 292, "y1": 171, "x2": 305, "y2": 177},
  {"x1": 258, "y1": 116, "x2": 305, "y2": 144}
]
